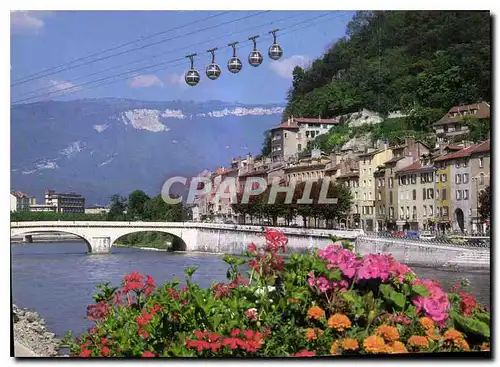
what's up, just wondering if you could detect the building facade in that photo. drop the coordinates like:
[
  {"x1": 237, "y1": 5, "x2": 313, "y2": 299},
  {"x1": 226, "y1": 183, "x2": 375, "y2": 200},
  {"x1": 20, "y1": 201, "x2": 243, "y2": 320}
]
[
  {"x1": 270, "y1": 117, "x2": 339, "y2": 162},
  {"x1": 44, "y1": 189, "x2": 85, "y2": 213},
  {"x1": 11, "y1": 191, "x2": 32, "y2": 212},
  {"x1": 469, "y1": 140, "x2": 491, "y2": 233}
]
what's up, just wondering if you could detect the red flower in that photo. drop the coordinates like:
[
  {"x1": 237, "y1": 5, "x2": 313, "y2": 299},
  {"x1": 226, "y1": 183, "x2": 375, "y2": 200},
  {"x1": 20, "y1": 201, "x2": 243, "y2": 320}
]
[
  {"x1": 222, "y1": 337, "x2": 239, "y2": 350},
  {"x1": 141, "y1": 351, "x2": 156, "y2": 357},
  {"x1": 87, "y1": 327, "x2": 98, "y2": 335},
  {"x1": 100, "y1": 337, "x2": 108, "y2": 345},
  {"x1": 87, "y1": 301, "x2": 110, "y2": 321},
  {"x1": 248, "y1": 243, "x2": 257, "y2": 254},
  {"x1": 207, "y1": 333, "x2": 220, "y2": 342},
  {"x1": 138, "y1": 329, "x2": 149, "y2": 339},
  {"x1": 168, "y1": 287, "x2": 180, "y2": 299},
  {"x1": 79, "y1": 349, "x2": 91, "y2": 357},
  {"x1": 244, "y1": 330, "x2": 254, "y2": 340},
  {"x1": 213, "y1": 283, "x2": 231, "y2": 298},
  {"x1": 101, "y1": 346, "x2": 110, "y2": 357},
  {"x1": 459, "y1": 291, "x2": 478, "y2": 316},
  {"x1": 194, "y1": 330, "x2": 208, "y2": 340},
  {"x1": 294, "y1": 349, "x2": 315, "y2": 357},
  {"x1": 231, "y1": 328, "x2": 241, "y2": 337}
]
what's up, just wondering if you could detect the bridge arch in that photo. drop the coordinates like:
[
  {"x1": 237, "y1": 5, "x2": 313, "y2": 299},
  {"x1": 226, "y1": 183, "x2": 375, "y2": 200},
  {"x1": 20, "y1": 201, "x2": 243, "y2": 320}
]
[
  {"x1": 10, "y1": 229, "x2": 93, "y2": 253},
  {"x1": 110, "y1": 229, "x2": 187, "y2": 251}
]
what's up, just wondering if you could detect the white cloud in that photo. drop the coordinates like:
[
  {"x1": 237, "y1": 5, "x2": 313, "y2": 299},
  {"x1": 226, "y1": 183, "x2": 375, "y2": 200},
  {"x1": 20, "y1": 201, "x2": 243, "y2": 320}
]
[
  {"x1": 165, "y1": 73, "x2": 191, "y2": 89},
  {"x1": 128, "y1": 74, "x2": 164, "y2": 88},
  {"x1": 269, "y1": 55, "x2": 312, "y2": 79},
  {"x1": 48, "y1": 80, "x2": 82, "y2": 94},
  {"x1": 11, "y1": 11, "x2": 47, "y2": 35}
]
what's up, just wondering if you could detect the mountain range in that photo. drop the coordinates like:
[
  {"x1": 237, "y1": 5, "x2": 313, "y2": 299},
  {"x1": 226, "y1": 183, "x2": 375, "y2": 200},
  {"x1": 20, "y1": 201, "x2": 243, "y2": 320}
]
[{"x1": 11, "y1": 98, "x2": 284, "y2": 205}]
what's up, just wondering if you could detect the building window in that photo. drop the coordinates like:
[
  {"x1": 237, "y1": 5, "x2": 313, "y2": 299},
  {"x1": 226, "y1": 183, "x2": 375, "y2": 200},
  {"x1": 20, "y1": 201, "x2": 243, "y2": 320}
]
[
  {"x1": 479, "y1": 157, "x2": 484, "y2": 168},
  {"x1": 463, "y1": 190, "x2": 469, "y2": 200},
  {"x1": 388, "y1": 177, "x2": 393, "y2": 188},
  {"x1": 400, "y1": 207, "x2": 404, "y2": 219},
  {"x1": 382, "y1": 178, "x2": 385, "y2": 187},
  {"x1": 443, "y1": 206, "x2": 449, "y2": 217},
  {"x1": 363, "y1": 193, "x2": 367, "y2": 201},
  {"x1": 456, "y1": 190, "x2": 462, "y2": 200},
  {"x1": 411, "y1": 175, "x2": 416, "y2": 184},
  {"x1": 422, "y1": 188, "x2": 427, "y2": 200},
  {"x1": 363, "y1": 169, "x2": 367, "y2": 174},
  {"x1": 297, "y1": 144, "x2": 302, "y2": 151},
  {"x1": 469, "y1": 208, "x2": 472, "y2": 216},
  {"x1": 429, "y1": 205, "x2": 433, "y2": 216},
  {"x1": 284, "y1": 133, "x2": 287, "y2": 138},
  {"x1": 389, "y1": 191, "x2": 393, "y2": 205},
  {"x1": 463, "y1": 173, "x2": 469, "y2": 183},
  {"x1": 378, "y1": 191, "x2": 382, "y2": 200},
  {"x1": 441, "y1": 174, "x2": 447, "y2": 182},
  {"x1": 427, "y1": 188, "x2": 434, "y2": 199},
  {"x1": 363, "y1": 180, "x2": 366, "y2": 187},
  {"x1": 412, "y1": 206, "x2": 417, "y2": 219},
  {"x1": 355, "y1": 205, "x2": 359, "y2": 214},
  {"x1": 389, "y1": 207, "x2": 394, "y2": 218},
  {"x1": 455, "y1": 160, "x2": 461, "y2": 168},
  {"x1": 456, "y1": 174, "x2": 461, "y2": 184},
  {"x1": 406, "y1": 206, "x2": 410, "y2": 218},
  {"x1": 369, "y1": 168, "x2": 372, "y2": 174},
  {"x1": 400, "y1": 192, "x2": 404, "y2": 200},
  {"x1": 442, "y1": 189, "x2": 447, "y2": 200},
  {"x1": 368, "y1": 179, "x2": 372, "y2": 187},
  {"x1": 369, "y1": 192, "x2": 372, "y2": 200},
  {"x1": 423, "y1": 205, "x2": 427, "y2": 217},
  {"x1": 436, "y1": 189, "x2": 439, "y2": 200},
  {"x1": 412, "y1": 189, "x2": 416, "y2": 200},
  {"x1": 479, "y1": 173, "x2": 485, "y2": 185},
  {"x1": 354, "y1": 192, "x2": 358, "y2": 199}
]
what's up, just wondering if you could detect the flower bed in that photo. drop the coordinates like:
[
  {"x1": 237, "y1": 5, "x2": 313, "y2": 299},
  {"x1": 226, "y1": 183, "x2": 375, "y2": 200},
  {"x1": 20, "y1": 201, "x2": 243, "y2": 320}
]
[{"x1": 64, "y1": 228, "x2": 490, "y2": 357}]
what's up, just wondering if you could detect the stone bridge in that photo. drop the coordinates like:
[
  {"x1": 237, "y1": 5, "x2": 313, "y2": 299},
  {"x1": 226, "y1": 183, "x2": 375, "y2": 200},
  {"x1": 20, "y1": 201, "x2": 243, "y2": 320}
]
[{"x1": 10, "y1": 221, "x2": 364, "y2": 254}]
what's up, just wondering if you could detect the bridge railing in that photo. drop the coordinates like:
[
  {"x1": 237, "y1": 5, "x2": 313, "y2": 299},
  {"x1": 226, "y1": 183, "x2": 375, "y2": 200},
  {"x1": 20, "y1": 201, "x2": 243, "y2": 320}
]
[{"x1": 361, "y1": 232, "x2": 490, "y2": 249}]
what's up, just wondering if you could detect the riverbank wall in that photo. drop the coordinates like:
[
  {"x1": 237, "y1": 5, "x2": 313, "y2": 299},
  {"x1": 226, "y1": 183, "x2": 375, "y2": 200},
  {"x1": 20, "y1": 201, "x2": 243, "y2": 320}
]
[
  {"x1": 12, "y1": 304, "x2": 61, "y2": 357},
  {"x1": 354, "y1": 236, "x2": 490, "y2": 272}
]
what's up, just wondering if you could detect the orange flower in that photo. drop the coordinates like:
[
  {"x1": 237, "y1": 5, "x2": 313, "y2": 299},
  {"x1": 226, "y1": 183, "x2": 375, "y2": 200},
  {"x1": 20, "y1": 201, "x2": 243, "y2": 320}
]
[
  {"x1": 443, "y1": 329, "x2": 463, "y2": 342},
  {"x1": 454, "y1": 338, "x2": 470, "y2": 351},
  {"x1": 363, "y1": 335, "x2": 389, "y2": 354},
  {"x1": 307, "y1": 306, "x2": 325, "y2": 320},
  {"x1": 375, "y1": 325, "x2": 400, "y2": 342},
  {"x1": 389, "y1": 341, "x2": 408, "y2": 354},
  {"x1": 341, "y1": 338, "x2": 359, "y2": 351},
  {"x1": 425, "y1": 328, "x2": 440, "y2": 341},
  {"x1": 305, "y1": 328, "x2": 323, "y2": 342},
  {"x1": 327, "y1": 314, "x2": 352, "y2": 331},
  {"x1": 330, "y1": 340, "x2": 341, "y2": 355},
  {"x1": 407, "y1": 335, "x2": 429, "y2": 349},
  {"x1": 418, "y1": 317, "x2": 435, "y2": 330}
]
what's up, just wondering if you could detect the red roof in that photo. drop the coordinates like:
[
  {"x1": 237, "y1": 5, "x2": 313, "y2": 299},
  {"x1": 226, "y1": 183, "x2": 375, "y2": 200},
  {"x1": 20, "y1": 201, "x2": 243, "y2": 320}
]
[
  {"x1": 395, "y1": 161, "x2": 421, "y2": 173},
  {"x1": 293, "y1": 117, "x2": 339, "y2": 124},
  {"x1": 11, "y1": 190, "x2": 28, "y2": 198},
  {"x1": 471, "y1": 140, "x2": 490, "y2": 154},
  {"x1": 433, "y1": 145, "x2": 478, "y2": 162},
  {"x1": 443, "y1": 144, "x2": 464, "y2": 151},
  {"x1": 271, "y1": 122, "x2": 300, "y2": 131}
]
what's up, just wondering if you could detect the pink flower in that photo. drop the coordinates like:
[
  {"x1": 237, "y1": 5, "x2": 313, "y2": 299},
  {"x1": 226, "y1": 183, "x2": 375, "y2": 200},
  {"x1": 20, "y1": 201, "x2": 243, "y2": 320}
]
[
  {"x1": 316, "y1": 276, "x2": 331, "y2": 293},
  {"x1": 245, "y1": 308, "x2": 258, "y2": 321},
  {"x1": 412, "y1": 279, "x2": 449, "y2": 325},
  {"x1": 294, "y1": 349, "x2": 315, "y2": 357}
]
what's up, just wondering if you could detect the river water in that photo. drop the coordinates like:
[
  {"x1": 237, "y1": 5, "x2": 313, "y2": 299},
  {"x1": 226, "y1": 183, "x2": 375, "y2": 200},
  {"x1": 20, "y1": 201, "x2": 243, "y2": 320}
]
[{"x1": 11, "y1": 241, "x2": 491, "y2": 340}]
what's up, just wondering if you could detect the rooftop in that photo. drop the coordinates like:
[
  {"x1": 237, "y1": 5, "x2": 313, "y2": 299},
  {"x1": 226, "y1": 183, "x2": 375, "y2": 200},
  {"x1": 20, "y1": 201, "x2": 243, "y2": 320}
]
[
  {"x1": 433, "y1": 144, "x2": 478, "y2": 162},
  {"x1": 433, "y1": 102, "x2": 490, "y2": 126},
  {"x1": 337, "y1": 171, "x2": 360, "y2": 179}
]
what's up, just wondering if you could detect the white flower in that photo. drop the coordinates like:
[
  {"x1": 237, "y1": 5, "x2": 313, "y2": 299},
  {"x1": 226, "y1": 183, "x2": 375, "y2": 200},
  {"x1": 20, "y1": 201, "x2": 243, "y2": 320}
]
[{"x1": 254, "y1": 286, "x2": 276, "y2": 296}]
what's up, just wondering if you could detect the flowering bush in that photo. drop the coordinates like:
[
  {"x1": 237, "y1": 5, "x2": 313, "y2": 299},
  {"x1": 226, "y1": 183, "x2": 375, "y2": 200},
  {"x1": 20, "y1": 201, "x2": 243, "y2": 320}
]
[{"x1": 64, "y1": 228, "x2": 490, "y2": 357}]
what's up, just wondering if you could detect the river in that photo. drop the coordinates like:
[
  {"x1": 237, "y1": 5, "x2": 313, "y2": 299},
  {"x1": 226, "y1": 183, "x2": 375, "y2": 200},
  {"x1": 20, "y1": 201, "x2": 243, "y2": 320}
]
[{"x1": 11, "y1": 241, "x2": 491, "y2": 340}]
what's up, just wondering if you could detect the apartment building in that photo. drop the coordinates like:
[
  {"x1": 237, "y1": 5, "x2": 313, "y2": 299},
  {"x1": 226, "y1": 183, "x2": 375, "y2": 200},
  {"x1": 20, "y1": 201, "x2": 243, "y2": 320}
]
[
  {"x1": 270, "y1": 117, "x2": 339, "y2": 162},
  {"x1": 356, "y1": 145, "x2": 392, "y2": 231},
  {"x1": 336, "y1": 170, "x2": 360, "y2": 229},
  {"x1": 433, "y1": 102, "x2": 490, "y2": 144},
  {"x1": 469, "y1": 140, "x2": 490, "y2": 233},
  {"x1": 44, "y1": 189, "x2": 85, "y2": 213},
  {"x1": 10, "y1": 191, "x2": 34, "y2": 212},
  {"x1": 284, "y1": 149, "x2": 330, "y2": 183},
  {"x1": 394, "y1": 154, "x2": 437, "y2": 231}
]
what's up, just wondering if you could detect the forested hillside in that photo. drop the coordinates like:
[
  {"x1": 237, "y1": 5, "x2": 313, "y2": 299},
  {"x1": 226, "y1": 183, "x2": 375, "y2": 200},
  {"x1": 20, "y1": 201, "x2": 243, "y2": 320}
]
[{"x1": 282, "y1": 11, "x2": 491, "y2": 149}]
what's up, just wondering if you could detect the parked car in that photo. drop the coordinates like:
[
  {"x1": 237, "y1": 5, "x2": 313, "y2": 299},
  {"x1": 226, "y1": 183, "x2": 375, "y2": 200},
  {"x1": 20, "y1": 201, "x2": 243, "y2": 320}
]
[
  {"x1": 405, "y1": 231, "x2": 420, "y2": 239},
  {"x1": 391, "y1": 231, "x2": 406, "y2": 238}
]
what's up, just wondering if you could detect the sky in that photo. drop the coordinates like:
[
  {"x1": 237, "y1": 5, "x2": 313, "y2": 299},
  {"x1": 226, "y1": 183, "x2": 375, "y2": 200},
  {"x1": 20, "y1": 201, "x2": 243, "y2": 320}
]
[{"x1": 10, "y1": 10, "x2": 355, "y2": 105}]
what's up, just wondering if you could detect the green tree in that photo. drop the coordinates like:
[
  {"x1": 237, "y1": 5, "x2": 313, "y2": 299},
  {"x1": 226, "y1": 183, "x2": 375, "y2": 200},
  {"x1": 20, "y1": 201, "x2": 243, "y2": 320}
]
[
  {"x1": 261, "y1": 130, "x2": 272, "y2": 157},
  {"x1": 107, "y1": 194, "x2": 127, "y2": 221},
  {"x1": 143, "y1": 195, "x2": 184, "y2": 222},
  {"x1": 478, "y1": 186, "x2": 491, "y2": 221},
  {"x1": 464, "y1": 117, "x2": 491, "y2": 142},
  {"x1": 127, "y1": 190, "x2": 150, "y2": 220}
]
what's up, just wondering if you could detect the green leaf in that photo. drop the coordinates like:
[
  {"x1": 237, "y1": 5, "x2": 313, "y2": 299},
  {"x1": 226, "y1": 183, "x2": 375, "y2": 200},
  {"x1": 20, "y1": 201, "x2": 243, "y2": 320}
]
[
  {"x1": 379, "y1": 284, "x2": 406, "y2": 310},
  {"x1": 184, "y1": 265, "x2": 199, "y2": 277},
  {"x1": 411, "y1": 284, "x2": 430, "y2": 297},
  {"x1": 476, "y1": 312, "x2": 490, "y2": 325},
  {"x1": 451, "y1": 311, "x2": 490, "y2": 338}
]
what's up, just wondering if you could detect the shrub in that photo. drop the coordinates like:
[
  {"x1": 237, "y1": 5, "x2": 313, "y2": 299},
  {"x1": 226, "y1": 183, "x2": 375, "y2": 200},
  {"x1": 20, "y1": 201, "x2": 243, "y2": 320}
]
[{"x1": 64, "y1": 228, "x2": 490, "y2": 357}]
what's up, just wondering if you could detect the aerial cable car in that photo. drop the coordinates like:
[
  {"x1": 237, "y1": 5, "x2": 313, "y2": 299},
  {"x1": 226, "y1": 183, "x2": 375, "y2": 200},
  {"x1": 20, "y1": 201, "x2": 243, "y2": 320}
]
[
  {"x1": 206, "y1": 48, "x2": 222, "y2": 80},
  {"x1": 184, "y1": 53, "x2": 200, "y2": 87},
  {"x1": 268, "y1": 29, "x2": 283, "y2": 61},
  {"x1": 248, "y1": 35, "x2": 263, "y2": 67},
  {"x1": 227, "y1": 41, "x2": 243, "y2": 74}
]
